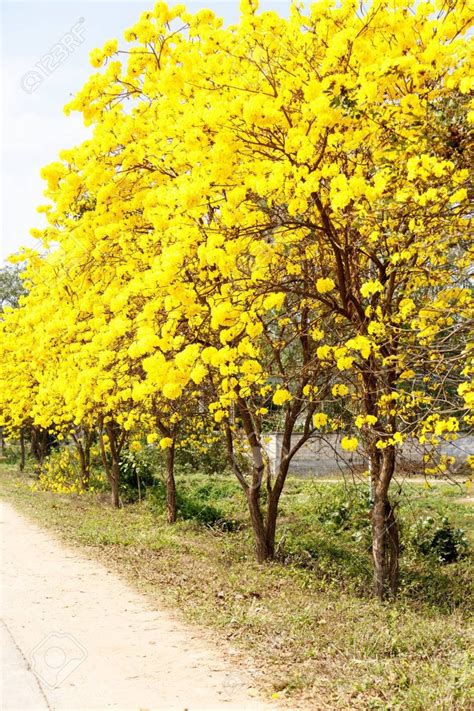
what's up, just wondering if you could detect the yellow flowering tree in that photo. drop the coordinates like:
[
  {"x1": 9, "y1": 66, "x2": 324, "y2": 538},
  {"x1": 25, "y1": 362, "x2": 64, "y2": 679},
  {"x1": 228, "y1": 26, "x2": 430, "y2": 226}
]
[
  {"x1": 168, "y1": 0, "x2": 472, "y2": 597},
  {"x1": 1, "y1": 0, "x2": 472, "y2": 599}
]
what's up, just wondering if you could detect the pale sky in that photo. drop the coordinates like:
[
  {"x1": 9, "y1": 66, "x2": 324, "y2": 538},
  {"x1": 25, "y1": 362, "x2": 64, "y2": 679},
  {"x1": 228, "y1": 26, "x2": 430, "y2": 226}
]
[{"x1": 1, "y1": 0, "x2": 288, "y2": 264}]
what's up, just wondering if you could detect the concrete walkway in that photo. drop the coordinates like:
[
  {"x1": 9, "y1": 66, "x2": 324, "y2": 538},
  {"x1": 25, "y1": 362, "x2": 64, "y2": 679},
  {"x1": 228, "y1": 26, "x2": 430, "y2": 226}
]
[{"x1": 0, "y1": 500, "x2": 275, "y2": 711}]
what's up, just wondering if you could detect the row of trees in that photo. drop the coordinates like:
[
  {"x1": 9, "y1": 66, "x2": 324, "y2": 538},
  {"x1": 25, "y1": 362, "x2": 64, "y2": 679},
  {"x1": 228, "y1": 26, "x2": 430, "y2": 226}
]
[{"x1": 1, "y1": 0, "x2": 472, "y2": 600}]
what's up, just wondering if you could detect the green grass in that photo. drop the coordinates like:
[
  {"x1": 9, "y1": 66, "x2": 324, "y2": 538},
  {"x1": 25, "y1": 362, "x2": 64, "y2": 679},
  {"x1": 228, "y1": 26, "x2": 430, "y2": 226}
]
[{"x1": 0, "y1": 464, "x2": 472, "y2": 709}]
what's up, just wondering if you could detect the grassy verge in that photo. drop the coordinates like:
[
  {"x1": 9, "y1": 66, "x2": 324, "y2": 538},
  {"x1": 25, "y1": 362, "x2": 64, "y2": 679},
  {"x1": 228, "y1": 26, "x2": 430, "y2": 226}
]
[{"x1": 0, "y1": 465, "x2": 472, "y2": 710}]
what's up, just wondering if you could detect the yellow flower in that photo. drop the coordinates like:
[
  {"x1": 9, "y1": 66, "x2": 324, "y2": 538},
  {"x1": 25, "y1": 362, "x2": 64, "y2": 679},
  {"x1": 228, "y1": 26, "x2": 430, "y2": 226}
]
[
  {"x1": 360, "y1": 280, "x2": 384, "y2": 298},
  {"x1": 332, "y1": 383, "x2": 349, "y2": 397},
  {"x1": 337, "y1": 356, "x2": 354, "y2": 371},
  {"x1": 346, "y1": 335, "x2": 372, "y2": 359},
  {"x1": 355, "y1": 415, "x2": 377, "y2": 428},
  {"x1": 316, "y1": 277, "x2": 335, "y2": 294},
  {"x1": 317, "y1": 345, "x2": 332, "y2": 360},
  {"x1": 159, "y1": 437, "x2": 173, "y2": 449},
  {"x1": 313, "y1": 412, "x2": 328, "y2": 428},
  {"x1": 310, "y1": 327, "x2": 324, "y2": 341},
  {"x1": 449, "y1": 188, "x2": 467, "y2": 204},
  {"x1": 162, "y1": 382, "x2": 183, "y2": 400},
  {"x1": 341, "y1": 436, "x2": 359, "y2": 452},
  {"x1": 272, "y1": 388, "x2": 292, "y2": 406}
]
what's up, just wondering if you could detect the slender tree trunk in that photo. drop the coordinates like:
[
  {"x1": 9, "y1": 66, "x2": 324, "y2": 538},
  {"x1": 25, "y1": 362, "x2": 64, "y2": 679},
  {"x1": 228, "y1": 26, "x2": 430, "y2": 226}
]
[
  {"x1": 30, "y1": 427, "x2": 52, "y2": 465},
  {"x1": 74, "y1": 428, "x2": 92, "y2": 491},
  {"x1": 98, "y1": 422, "x2": 124, "y2": 509},
  {"x1": 264, "y1": 438, "x2": 292, "y2": 560},
  {"x1": 153, "y1": 411, "x2": 179, "y2": 524},
  {"x1": 247, "y1": 484, "x2": 272, "y2": 562},
  {"x1": 110, "y1": 458, "x2": 120, "y2": 509},
  {"x1": 19, "y1": 429, "x2": 26, "y2": 472},
  {"x1": 0, "y1": 428, "x2": 5, "y2": 457},
  {"x1": 225, "y1": 421, "x2": 269, "y2": 557},
  {"x1": 264, "y1": 468, "x2": 288, "y2": 560},
  {"x1": 372, "y1": 492, "x2": 387, "y2": 600},
  {"x1": 106, "y1": 422, "x2": 123, "y2": 509},
  {"x1": 136, "y1": 468, "x2": 142, "y2": 502},
  {"x1": 371, "y1": 446, "x2": 399, "y2": 600},
  {"x1": 30, "y1": 427, "x2": 39, "y2": 463},
  {"x1": 264, "y1": 496, "x2": 278, "y2": 560},
  {"x1": 235, "y1": 399, "x2": 276, "y2": 562},
  {"x1": 84, "y1": 429, "x2": 92, "y2": 486},
  {"x1": 165, "y1": 442, "x2": 177, "y2": 524},
  {"x1": 77, "y1": 441, "x2": 89, "y2": 490},
  {"x1": 228, "y1": 402, "x2": 297, "y2": 563},
  {"x1": 386, "y1": 499, "x2": 400, "y2": 596}
]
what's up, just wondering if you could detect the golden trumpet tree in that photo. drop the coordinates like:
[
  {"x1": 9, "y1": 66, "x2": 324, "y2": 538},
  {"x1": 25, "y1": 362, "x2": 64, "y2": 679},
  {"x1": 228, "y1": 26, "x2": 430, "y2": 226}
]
[{"x1": 1, "y1": 0, "x2": 472, "y2": 598}]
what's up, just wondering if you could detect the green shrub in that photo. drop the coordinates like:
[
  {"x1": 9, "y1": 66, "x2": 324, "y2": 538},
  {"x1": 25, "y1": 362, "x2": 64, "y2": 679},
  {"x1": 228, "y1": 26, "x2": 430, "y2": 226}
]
[
  {"x1": 408, "y1": 515, "x2": 469, "y2": 563},
  {"x1": 177, "y1": 481, "x2": 241, "y2": 530},
  {"x1": 174, "y1": 432, "x2": 231, "y2": 476},
  {"x1": 118, "y1": 446, "x2": 158, "y2": 501},
  {"x1": 147, "y1": 474, "x2": 242, "y2": 530},
  {"x1": 3, "y1": 443, "x2": 22, "y2": 466}
]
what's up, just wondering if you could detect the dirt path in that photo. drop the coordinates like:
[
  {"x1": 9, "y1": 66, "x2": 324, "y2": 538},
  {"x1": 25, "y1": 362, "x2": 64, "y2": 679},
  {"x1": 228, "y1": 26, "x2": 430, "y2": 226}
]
[{"x1": 0, "y1": 500, "x2": 277, "y2": 711}]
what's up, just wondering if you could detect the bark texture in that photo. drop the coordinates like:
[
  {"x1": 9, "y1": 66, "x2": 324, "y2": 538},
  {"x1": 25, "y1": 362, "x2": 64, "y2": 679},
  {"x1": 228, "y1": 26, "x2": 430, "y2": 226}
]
[
  {"x1": 371, "y1": 446, "x2": 399, "y2": 600},
  {"x1": 166, "y1": 442, "x2": 177, "y2": 524}
]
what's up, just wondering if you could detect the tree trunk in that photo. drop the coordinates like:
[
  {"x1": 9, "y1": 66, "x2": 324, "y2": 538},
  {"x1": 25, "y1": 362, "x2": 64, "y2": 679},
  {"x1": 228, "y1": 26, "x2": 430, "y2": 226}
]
[
  {"x1": 234, "y1": 399, "x2": 276, "y2": 562},
  {"x1": 227, "y1": 403, "x2": 295, "y2": 563},
  {"x1": 386, "y1": 499, "x2": 400, "y2": 597},
  {"x1": 372, "y1": 495, "x2": 400, "y2": 600},
  {"x1": 264, "y1": 444, "x2": 292, "y2": 561},
  {"x1": 19, "y1": 429, "x2": 26, "y2": 472},
  {"x1": 110, "y1": 458, "x2": 120, "y2": 509},
  {"x1": 30, "y1": 427, "x2": 52, "y2": 465},
  {"x1": 247, "y1": 484, "x2": 273, "y2": 562},
  {"x1": 106, "y1": 423, "x2": 122, "y2": 509},
  {"x1": 74, "y1": 428, "x2": 92, "y2": 491},
  {"x1": 225, "y1": 422, "x2": 269, "y2": 558},
  {"x1": 371, "y1": 446, "x2": 399, "y2": 600},
  {"x1": 264, "y1": 489, "x2": 281, "y2": 561},
  {"x1": 77, "y1": 441, "x2": 89, "y2": 491},
  {"x1": 372, "y1": 494, "x2": 387, "y2": 600},
  {"x1": 84, "y1": 430, "x2": 92, "y2": 487},
  {"x1": 98, "y1": 422, "x2": 124, "y2": 509},
  {"x1": 153, "y1": 412, "x2": 180, "y2": 523},
  {"x1": 165, "y1": 443, "x2": 177, "y2": 523}
]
